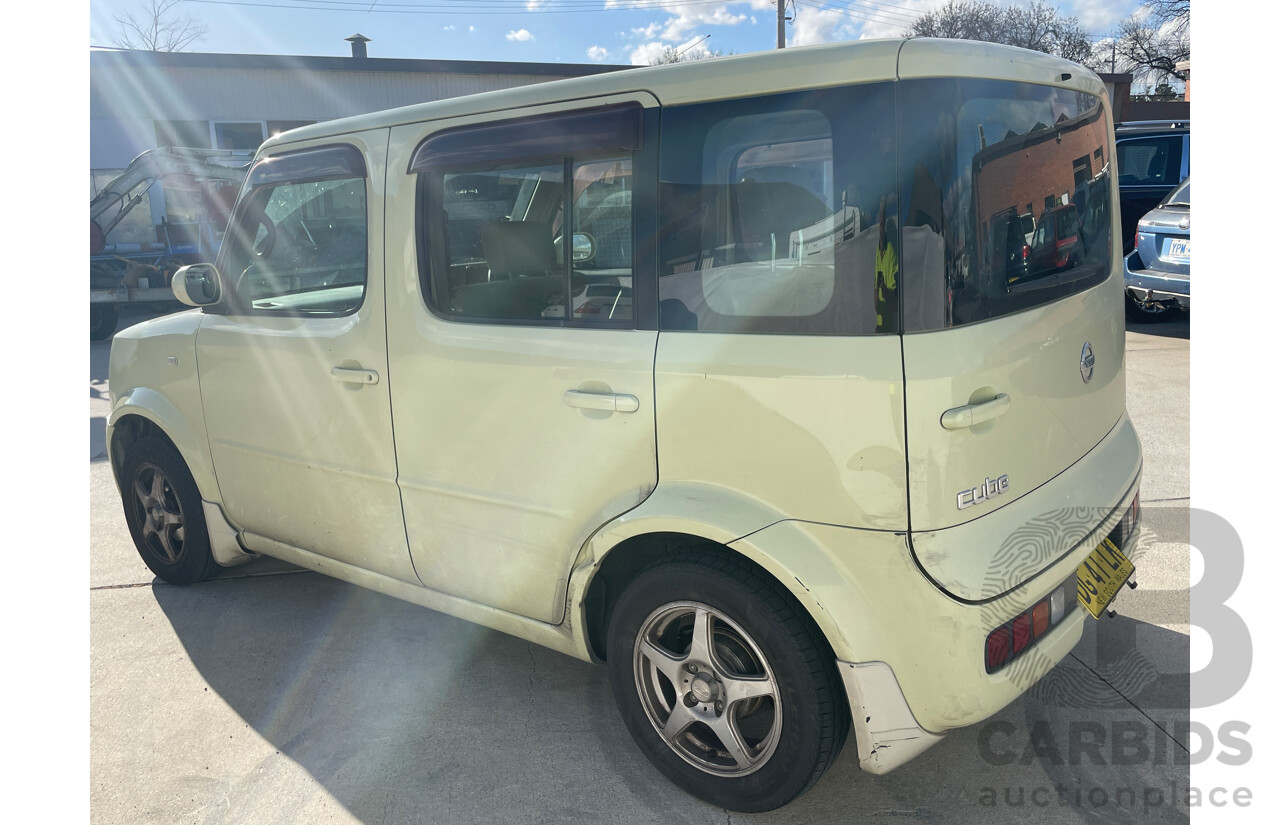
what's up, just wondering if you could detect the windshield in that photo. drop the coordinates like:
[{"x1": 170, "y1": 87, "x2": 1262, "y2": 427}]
[{"x1": 1161, "y1": 177, "x2": 1191, "y2": 207}]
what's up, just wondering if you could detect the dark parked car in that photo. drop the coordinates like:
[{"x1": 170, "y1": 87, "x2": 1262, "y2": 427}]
[
  {"x1": 1123, "y1": 176, "x2": 1190, "y2": 322},
  {"x1": 1115, "y1": 120, "x2": 1189, "y2": 253},
  {"x1": 1027, "y1": 204, "x2": 1082, "y2": 277}
]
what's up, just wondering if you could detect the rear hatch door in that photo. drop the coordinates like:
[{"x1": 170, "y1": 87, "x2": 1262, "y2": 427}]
[{"x1": 894, "y1": 57, "x2": 1127, "y2": 600}]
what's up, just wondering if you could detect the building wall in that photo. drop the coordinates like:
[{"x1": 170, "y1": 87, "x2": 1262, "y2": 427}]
[
  {"x1": 89, "y1": 51, "x2": 627, "y2": 241},
  {"x1": 974, "y1": 118, "x2": 1110, "y2": 226},
  {"x1": 90, "y1": 64, "x2": 604, "y2": 168}
]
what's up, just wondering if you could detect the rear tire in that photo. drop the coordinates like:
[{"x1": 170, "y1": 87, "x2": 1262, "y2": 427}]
[
  {"x1": 607, "y1": 551, "x2": 848, "y2": 812},
  {"x1": 120, "y1": 436, "x2": 219, "y2": 585}
]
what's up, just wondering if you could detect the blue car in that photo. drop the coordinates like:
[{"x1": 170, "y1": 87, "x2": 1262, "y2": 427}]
[{"x1": 1123, "y1": 176, "x2": 1190, "y2": 322}]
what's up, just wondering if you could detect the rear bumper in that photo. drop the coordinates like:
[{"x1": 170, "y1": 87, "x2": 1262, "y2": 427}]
[
  {"x1": 830, "y1": 465, "x2": 1140, "y2": 773},
  {"x1": 1124, "y1": 252, "x2": 1190, "y2": 307}
]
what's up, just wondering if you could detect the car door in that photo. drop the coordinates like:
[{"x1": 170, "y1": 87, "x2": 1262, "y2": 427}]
[
  {"x1": 1117, "y1": 133, "x2": 1186, "y2": 252},
  {"x1": 196, "y1": 131, "x2": 417, "y2": 583},
  {"x1": 383, "y1": 95, "x2": 661, "y2": 624}
]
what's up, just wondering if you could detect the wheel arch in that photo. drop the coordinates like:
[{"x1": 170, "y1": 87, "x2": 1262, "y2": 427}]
[
  {"x1": 577, "y1": 525, "x2": 855, "y2": 673},
  {"x1": 108, "y1": 391, "x2": 219, "y2": 504}
]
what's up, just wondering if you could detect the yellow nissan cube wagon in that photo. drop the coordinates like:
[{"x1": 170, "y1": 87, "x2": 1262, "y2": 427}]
[{"x1": 108, "y1": 38, "x2": 1142, "y2": 812}]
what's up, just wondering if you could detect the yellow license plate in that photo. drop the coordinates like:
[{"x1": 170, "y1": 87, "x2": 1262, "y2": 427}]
[{"x1": 1077, "y1": 537, "x2": 1135, "y2": 618}]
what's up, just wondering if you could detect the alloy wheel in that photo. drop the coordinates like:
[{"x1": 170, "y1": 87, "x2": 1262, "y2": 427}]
[
  {"x1": 130, "y1": 461, "x2": 187, "y2": 565},
  {"x1": 632, "y1": 601, "x2": 782, "y2": 777}
]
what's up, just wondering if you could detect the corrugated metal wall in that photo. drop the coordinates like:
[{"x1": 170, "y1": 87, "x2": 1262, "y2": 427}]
[
  {"x1": 90, "y1": 64, "x2": 583, "y2": 168},
  {"x1": 91, "y1": 66, "x2": 566, "y2": 124}
]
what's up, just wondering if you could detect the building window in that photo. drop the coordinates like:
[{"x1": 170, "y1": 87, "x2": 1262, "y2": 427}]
[
  {"x1": 214, "y1": 121, "x2": 266, "y2": 152},
  {"x1": 154, "y1": 119, "x2": 211, "y2": 149}
]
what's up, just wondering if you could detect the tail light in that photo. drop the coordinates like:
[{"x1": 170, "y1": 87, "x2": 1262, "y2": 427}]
[
  {"x1": 1021, "y1": 244, "x2": 1030, "y2": 261},
  {"x1": 985, "y1": 578, "x2": 1077, "y2": 673}
]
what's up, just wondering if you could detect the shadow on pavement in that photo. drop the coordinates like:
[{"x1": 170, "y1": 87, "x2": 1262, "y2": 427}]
[
  {"x1": 1125, "y1": 315, "x2": 1189, "y2": 340},
  {"x1": 150, "y1": 564, "x2": 1190, "y2": 823}
]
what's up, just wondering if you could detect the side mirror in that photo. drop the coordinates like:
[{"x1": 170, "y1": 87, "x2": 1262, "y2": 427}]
[
  {"x1": 172, "y1": 263, "x2": 223, "y2": 307},
  {"x1": 572, "y1": 233, "x2": 596, "y2": 263}
]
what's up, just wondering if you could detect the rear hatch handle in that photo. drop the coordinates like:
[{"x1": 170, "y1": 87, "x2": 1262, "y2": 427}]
[{"x1": 940, "y1": 393, "x2": 1010, "y2": 430}]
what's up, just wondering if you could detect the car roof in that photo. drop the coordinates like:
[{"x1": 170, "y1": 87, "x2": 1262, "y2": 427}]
[
  {"x1": 1115, "y1": 120, "x2": 1189, "y2": 135},
  {"x1": 260, "y1": 38, "x2": 1106, "y2": 153}
]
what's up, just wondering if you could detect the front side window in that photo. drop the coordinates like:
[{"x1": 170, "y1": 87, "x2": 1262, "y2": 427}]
[
  {"x1": 219, "y1": 151, "x2": 368, "y2": 316},
  {"x1": 898, "y1": 78, "x2": 1113, "y2": 329},
  {"x1": 656, "y1": 85, "x2": 897, "y2": 335}
]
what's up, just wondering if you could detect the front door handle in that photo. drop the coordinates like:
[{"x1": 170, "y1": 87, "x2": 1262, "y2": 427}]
[
  {"x1": 940, "y1": 393, "x2": 1010, "y2": 430},
  {"x1": 331, "y1": 366, "x2": 380, "y2": 385},
  {"x1": 564, "y1": 390, "x2": 640, "y2": 414}
]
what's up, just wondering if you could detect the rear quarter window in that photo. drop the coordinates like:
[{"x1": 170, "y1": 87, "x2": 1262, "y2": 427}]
[{"x1": 656, "y1": 84, "x2": 899, "y2": 335}]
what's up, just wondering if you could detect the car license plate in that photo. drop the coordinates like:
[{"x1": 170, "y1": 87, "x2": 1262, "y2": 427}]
[
  {"x1": 1077, "y1": 538, "x2": 1135, "y2": 619},
  {"x1": 1166, "y1": 238, "x2": 1190, "y2": 260}
]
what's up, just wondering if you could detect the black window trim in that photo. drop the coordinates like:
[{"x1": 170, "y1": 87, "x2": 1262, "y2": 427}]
[{"x1": 408, "y1": 102, "x2": 643, "y2": 175}]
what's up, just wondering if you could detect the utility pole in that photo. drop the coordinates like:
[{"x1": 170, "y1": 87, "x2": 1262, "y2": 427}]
[{"x1": 778, "y1": 0, "x2": 786, "y2": 49}]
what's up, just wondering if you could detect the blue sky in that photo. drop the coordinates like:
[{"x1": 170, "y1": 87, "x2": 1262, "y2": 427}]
[{"x1": 89, "y1": 0, "x2": 1145, "y2": 66}]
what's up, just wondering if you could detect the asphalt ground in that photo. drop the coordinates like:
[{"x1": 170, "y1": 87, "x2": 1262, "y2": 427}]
[{"x1": 90, "y1": 306, "x2": 1192, "y2": 824}]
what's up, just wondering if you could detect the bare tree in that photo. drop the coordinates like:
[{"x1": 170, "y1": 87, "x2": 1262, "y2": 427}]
[
  {"x1": 908, "y1": 1, "x2": 1104, "y2": 70},
  {"x1": 1113, "y1": 0, "x2": 1190, "y2": 89},
  {"x1": 649, "y1": 46, "x2": 724, "y2": 66},
  {"x1": 114, "y1": 0, "x2": 207, "y2": 52}
]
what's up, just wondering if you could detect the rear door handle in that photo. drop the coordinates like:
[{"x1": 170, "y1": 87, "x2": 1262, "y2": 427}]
[
  {"x1": 940, "y1": 393, "x2": 1010, "y2": 430},
  {"x1": 564, "y1": 390, "x2": 639, "y2": 414},
  {"x1": 331, "y1": 367, "x2": 380, "y2": 385}
]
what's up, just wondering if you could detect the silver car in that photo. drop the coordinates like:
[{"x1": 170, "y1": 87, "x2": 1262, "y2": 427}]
[{"x1": 1123, "y1": 176, "x2": 1190, "y2": 322}]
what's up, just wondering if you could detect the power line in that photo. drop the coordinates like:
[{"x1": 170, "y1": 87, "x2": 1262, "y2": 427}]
[{"x1": 185, "y1": 0, "x2": 747, "y2": 12}]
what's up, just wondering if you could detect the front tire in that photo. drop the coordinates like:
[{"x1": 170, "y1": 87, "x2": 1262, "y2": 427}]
[
  {"x1": 607, "y1": 552, "x2": 848, "y2": 812},
  {"x1": 120, "y1": 436, "x2": 219, "y2": 585}
]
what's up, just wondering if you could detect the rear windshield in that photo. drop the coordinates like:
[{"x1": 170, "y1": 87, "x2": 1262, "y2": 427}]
[
  {"x1": 1161, "y1": 177, "x2": 1191, "y2": 207},
  {"x1": 898, "y1": 79, "x2": 1113, "y2": 330}
]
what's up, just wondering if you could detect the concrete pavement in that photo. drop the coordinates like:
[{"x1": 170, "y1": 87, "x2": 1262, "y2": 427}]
[{"x1": 90, "y1": 311, "x2": 1191, "y2": 824}]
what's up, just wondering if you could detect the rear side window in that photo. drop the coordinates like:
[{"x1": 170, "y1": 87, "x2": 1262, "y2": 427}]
[
  {"x1": 414, "y1": 104, "x2": 642, "y2": 327},
  {"x1": 657, "y1": 85, "x2": 898, "y2": 335},
  {"x1": 1117, "y1": 136, "x2": 1183, "y2": 187},
  {"x1": 898, "y1": 79, "x2": 1113, "y2": 330}
]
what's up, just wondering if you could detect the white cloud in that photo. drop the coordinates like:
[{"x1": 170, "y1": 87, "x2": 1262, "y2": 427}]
[
  {"x1": 587, "y1": 45, "x2": 610, "y2": 61},
  {"x1": 1071, "y1": 0, "x2": 1137, "y2": 32},
  {"x1": 469, "y1": 25, "x2": 476, "y2": 32},
  {"x1": 506, "y1": 29, "x2": 534, "y2": 42},
  {"x1": 631, "y1": 22, "x2": 664, "y2": 40},
  {"x1": 443, "y1": 25, "x2": 456, "y2": 32},
  {"x1": 791, "y1": 7, "x2": 859, "y2": 46},
  {"x1": 619, "y1": 1, "x2": 762, "y2": 45},
  {"x1": 660, "y1": 8, "x2": 748, "y2": 42},
  {"x1": 854, "y1": 0, "x2": 934, "y2": 40},
  {"x1": 629, "y1": 41, "x2": 668, "y2": 66},
  {"x1": 526, "y1": 0, "x2": 545, "y2": 9}
]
